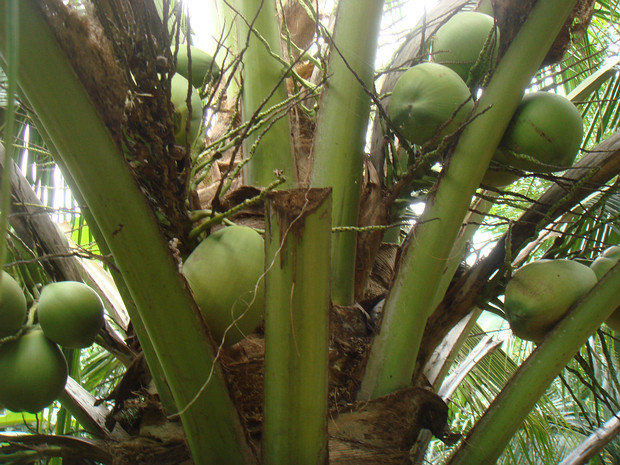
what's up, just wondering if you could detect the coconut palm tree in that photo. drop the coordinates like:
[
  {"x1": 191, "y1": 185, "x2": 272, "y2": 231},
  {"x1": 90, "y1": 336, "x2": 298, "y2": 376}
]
[{"x1": 1, "y1": 0, "x2": 620, "y2": 464}]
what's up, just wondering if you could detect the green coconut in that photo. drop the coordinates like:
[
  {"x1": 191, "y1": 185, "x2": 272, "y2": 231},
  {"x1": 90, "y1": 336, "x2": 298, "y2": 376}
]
[
  {"x1": 171, "y1": 73, "x2": 203, "y2": 146},
  {"x1": 174, "y1": 45, "x2": 220, "y2": 88},
  {"x1": 389, "y1": 62, "x2": 474, "y2": 146},
  {"x1": 590, "y1": 246, "x2": 620, "y2": 279},
  {"x1": 481, "y1": 168, "x2": 520, "y2": 188},
  {"x1": 475, "y1": 0, "x2": 494, "y2": 16},
  {"x1": 606, "y1": 310, "x2": 620, "y2": 333},
  {"x1": 495, "y1": 92, "x2": 583, "y2": 173},
  {"x1": 37, "y1": 281, "x2": 104, "y2": 349},
  {"x1": 504, "y1": 259, "x2": 597, "y2": 342},
  {"x1": 183, "y1": 226, "x2": 265, "y2": 346},
  {"x1": 590, "y1": 246, "x2": 620, "y2": 331},
  {"x1": 0, "y1": 328, "x2": 68, "y2": 413},
  {"x1": 432, "y1": 11, "x2": 499, "y2": 84},
  {"x1": 481, "y1": 153, "x2": 521, "y2": 187},
  {"x1": 0, "y1": 271, "x2": 27, "y2": 339}
]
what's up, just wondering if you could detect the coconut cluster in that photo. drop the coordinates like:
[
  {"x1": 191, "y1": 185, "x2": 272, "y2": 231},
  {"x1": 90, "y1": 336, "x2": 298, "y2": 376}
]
[
  {"x1": 389, "y1": 10, "x2": 583, "y2": 187},
  {"x1": 0, "y1": 277, "x2": 104, "y2": 413},
  {"x1": 171, "y1": 73, "x2": 203, "y2": 146},
  {"x1": 504, "y1": 251, "x2": 620, "y2": 342}
]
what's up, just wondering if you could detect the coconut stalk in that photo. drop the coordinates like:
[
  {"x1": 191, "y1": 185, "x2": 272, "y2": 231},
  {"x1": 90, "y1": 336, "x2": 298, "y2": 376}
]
[
  {"x1": 263, "y1": 188, "x2": 331, "y2": 465},
  {"x1": 447, "y1": 262, "x2": 620, "y2": 465},
  {"x1": 233, "y1": 0, "x2": 295, "y2": 188},
  {"x1": 421, "y1": 194, "x2": 495, "y2": 385},
  {"x1": 212, "y1": 0, "x2": 241, "y2": 98},
  {"x1": 431, "y1": 194, "x2": 494, "y2": 311},
  {"x1": 358, "y1": 0, "x2": 578, "y2": 400},
  {"x1": 310, "y1": 0, "x2": 384, "y2": 305},
  {"x1": 0, "y1": 2, "x2": 255, "y2": 464},
  {"x1": 57, "y1": 377, "x2": 128, "y2": 440}
]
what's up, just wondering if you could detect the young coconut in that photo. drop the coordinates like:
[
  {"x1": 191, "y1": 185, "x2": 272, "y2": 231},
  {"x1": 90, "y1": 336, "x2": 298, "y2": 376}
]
[
  {"x1": 475, "y1": 0, "x2": 494, "y2": 16},
  {"x1": 37, "y1": 281, "x2": 104, "y2": 349},
  {"x1": 389, "y1": 62, "x2": 474, "y2": 146},
  {"x1": 0, "y1": 328, "x2": 68, "y2": 413},
  {"x1": 183, "y1": 225, "x2": 265, "y2": 346},
  {"x1": 504, "y1": 259, "x2": 597, "y2": 342},
  {"x1": 431, "y1": 11, "x2": 499, "y2": 85},
  {"x1": 0, "y1": 271, "x2": 27, "y2": 339},
  {"x1": 174, "y1": 45, "x2": 220, "y2": 88},
  {"x1": 590, "y1": 246, "x2": 620, "y2": 331},
  {"x1": 481, "y1": 153, "x2": 521, "y2": 187},
  {"x1": 494, "y1": 92, "x2": 583, "y2": 173},
  {"x1": 590, "y1": 246, "x2": 620, "y2": 279},
  {"x1": 171, "y1": 73, "x2": 203, "y2": 146}
]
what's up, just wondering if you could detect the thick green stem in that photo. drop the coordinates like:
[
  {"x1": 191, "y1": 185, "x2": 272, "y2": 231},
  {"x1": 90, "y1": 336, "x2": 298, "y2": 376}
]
[
  {"x1": 263, "y1": 188, "x2": 331, "y2": 465},
  {"x1": 0, "y1": 2, "x2": 255, "y2": 464},
  {"x1": 235, "y1": 0, "x2": 295, "y2": 187},
  {"x1": 447, "y1": 263, "x2": 620, "y2": 465},
  {"x1": 0, "y1": 0, "x2": 17, "y2": 270},
  {"x1": 431, "y1": 195, "x2": 495, "y2": 311},
  {"x1": 310, "y1": 0, "x2": 384, "y2": 305},
  {"x1": 359, "y1": 0, "x2": 578, "y2": 400},
  {"x1": 422, "y1": 194, "x2": 495, "y2": 385}
]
